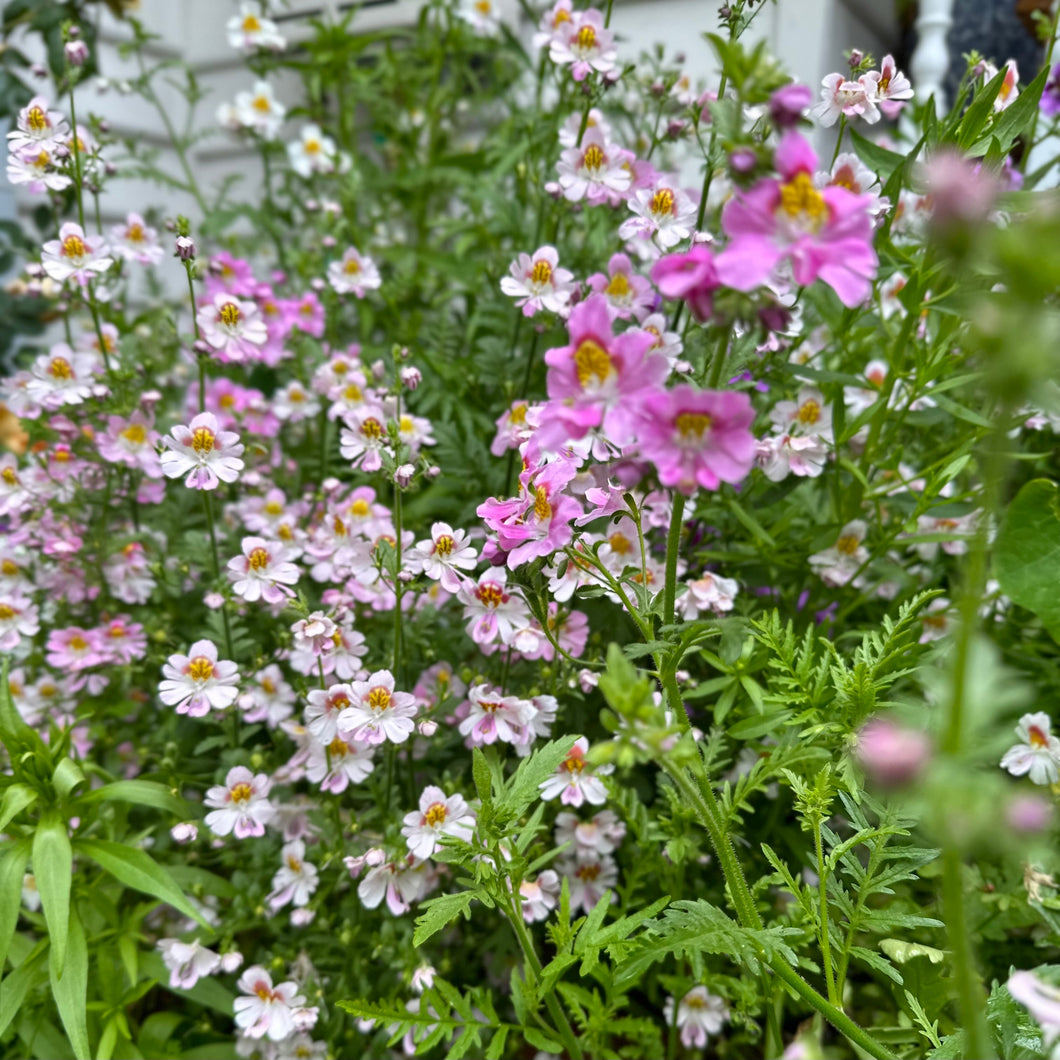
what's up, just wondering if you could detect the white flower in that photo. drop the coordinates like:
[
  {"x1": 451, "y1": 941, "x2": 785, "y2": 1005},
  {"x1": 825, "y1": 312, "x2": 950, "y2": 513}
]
[
  {"x1": 25, "y1": 344, "x2": 97, "y2": 409},
  {"x1": 227, "y1": 537, "x2": 300, "y2": 604},
  {"x1": 756, "y1": 432, "x2": 830, "y2": 482},
  {"x1": 554, "y1": 809, "x2": 626, "y2": 856},
  {"x1": 558, "y1": 851, "x2": 618, "y2": 912},
  {"x1": 338, "y1": 405, "x2": 390, "y2": 472},
  {"x1": 41, "y1": 222, "x2": 112, "y2": 286},
  {"x1": 499, "y1": 245, "x2": 575, "y2": 317},
  {"x1": 268, "y1": 840, "x2": 320, "y2": 910},
  {"x1": 305, "y1": 732, "x2": 374, "y2": 792},
  {"x1": 227, "y1": 3, "x2": 286, "y2": 52},
  {"x1": 982, "y1": 60, "x2": 1019, "y2": 113},
  {"x1": 618, "y1": 180, "x2": 698, "y2": 250},
  {"x1": 677, "y1": 572, "x2": 739, "y2": 618},
  {"x1": 158, "y1": 639, "x2": 240, "y2": 717},
  {"x1": 6, "y1": 144, "x2": 72, "y2": 192},
  {"x1": 305, "y1": 684, "x2": 354, "y2": 744},
  {"x1": 812, "y1": 72, "x2": 880, "y2": 127},
  {"x1": 328, "y1": 247, "x2": 381, "y2": 297},
  {"x1": 338, "y1": 670, "x2": 418, "y2": 745},
  {"x1": 204, "y1": 768, "x2": 275, "y2": 840},
  {"x1": 160, "y1": 412, "x2": 245, "y2": 491},
  {"x1": 556, "y1": 129, "x2": 632, "y2": 204},
  {"x1": 234, "y1": 966, "x2": 306, "y2": 1041},
  {"x1": 771, "y1": 387, "x2": 833, "y2": 440},
  {"x1": 457, "y1": 0, "x2": 501, "y2": 36},
  {"x1": 520, "y1": 870, "x2": 560, "y2": 922},
  {"x1": 288, "y1": 123, "x2": 338, "y2": 177},
  {"x1": 401, "y1": 786, "x2": 476, "y2": 859},
  {"x1": 808, "y1": 520, "x2": 869, "y2": 588},
  {"x1": 358, "y1": 855, "x2": 432, "y2": 915},
  {"x1": 7, "y1": 96, "x2": 69, "y2": 153},
  {"x1": 274, "y1": 380, "x2": 320, "y2": 422},
  {"x1": 1008, "y1": 971, "x2": 1060, "y2": 1053},
  {"x1": 109, "y1": 213, "x2": 163, "y2": 265},
  {"x1": 197, "y1": 294, "x2": 268, "y2": 362},
  {"x1": 548, "y1": 10, "x2": 616, "y2": 82},
  {"x1": 1001, "y1": 713, "x2": 1060, "y2": 786},
  {"x1": 233, "y1": 80, "x2": 287, "y2": 139},
  {"x1": 664, "y1": 986, "x2": 729, "y2": 1049},
  {"x1": 157, "y1": 938, "x2": 221, "y2": 989},
  {"x1": 408, "y1": 523, "x2": 477, "y2": 592},
  {"x1": 865, "y1": 55, "x2": 913, "y2": 105},
  {"x1": 539, "y1": 737, "x2": 612, "y2": 806}
]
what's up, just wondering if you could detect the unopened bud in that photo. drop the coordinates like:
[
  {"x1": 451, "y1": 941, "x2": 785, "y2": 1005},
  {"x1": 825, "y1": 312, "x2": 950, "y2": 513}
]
[
  {"x1": 321, "y1": 235, "x2": 337, "y2": 248},
  {"x1": 170, "y1": 822, "x2": 198, "y2": 843},
  {"x1": 418, "y1": 719, "x2": 438, "y2": 737},
  {"x1": 220, "y1": 951, "x2": 243, "y2": 973},
  {"x1": 370, "y1": 359, "x2": 386, "y2": 380},
  {"x1": 175, "y1": 235, "x2": 196, "y2": 261},
  {"x1": 64, "y1": 39, "x2": 89, "y2": 67},
  {"x1": 425, "y1": 465, "x2": 441, "y2": 480},
  {"x1": 400, "y1": 366, "x2": 422, "y2": 390},
  {"x1": 310, "y1": 277, "x2": 326, "y2": 292}
]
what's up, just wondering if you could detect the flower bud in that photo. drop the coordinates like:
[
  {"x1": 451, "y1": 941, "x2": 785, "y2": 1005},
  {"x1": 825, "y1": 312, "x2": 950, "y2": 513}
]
[
  {"x1": 175, "y1": 235, "x2": 196, "y2": 261},
  {"x1": 729, "y1": 147, "x2": 757, "y2": 173},
  {"x1": 418, "y1": 719, "x2": 438, "y2": 737},
  {"x1": 398, "y1": 570, "x2": 414, "y2": 583},
  {"x1": 1007, "y1": 794, "x2": 1053, "y2": 834},
  {"x1": 321, "y1": 235, "x2": 337, "y2": 248},
  {"x1": 848, "y1": 48, "x2": 864, "y2": 68},
  {"x1": 220, "y1": 951, "x2": 243, "y2": 973},
  {"x1": 400, "y1": 366, "x2": 422, "y2": 390},
  {"x1": 64, "y1": 39, "x2": 89, "y2": 67},
  {"x1": 370, "y1": 359, "x2": 386, "y2": 380},
  {"x1": 425, "y1": 465, "x2": 441, "y2": 479},
  {"x1": 394, "y1": 463, "x2": 415, "y2": 488},
  {"x1": 171, "y1": 822, "x2": 198, "y2": 844},
  {"x1": 310, "y1": 277, "x2": 326, "y2": 292}
]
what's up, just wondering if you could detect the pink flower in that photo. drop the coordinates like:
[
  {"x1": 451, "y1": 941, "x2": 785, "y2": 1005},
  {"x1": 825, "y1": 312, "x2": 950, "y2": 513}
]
[
  {"x1": 769, "y1": 83, "x2": 813, "y2": 128},
  {"x1": 401, "y1": 786, "x2": 476, "y2": 858},
  {"x1": 197, "y1": 294, "x2": 268, "y2": 363},
  {"x1": 556, "y1": 128, "x2": 632, "y2": 204},
  {"x1": 500, "y1": 245, "x2": 575, "y2": 317},
  {"x1": 160, "y1": 412, "x2": 245, "y2": 490},
  {"x1": 357, "y1": 854, "x2": 432, "y2": 915},
  {"x1": 0, "y1": 593, "x2": 40, "y2": 651},
  {"x1": 337, "y1": 670, "x2": 418, "y2": 745},
  {"x1": 618, "y1": 178, "x2": 698, "y2": 250},
  {"x1": 227, "y1": 536, "x2": 300, "y2": 604},
  {"x1": 651, "y1": 245, "x2": 720, "y2": 322},
  {"x1": 41, "y1": 222, "x2": 112, "y2": 286},
  {"x1": 538, "y1": 295, "x2": 667, "y2": 450},
  {"x1": 459, "y1": 568, "x2": 531, "y2": 647},
  {"x1": 204, "y1": 766, "x2": 275, "y2": 839},
  {"x1": 327, "y1": 247, "x2": 381, "y2": 297},
  {"x1": 539, "y1": 738, "x2": 612, "y2": 806},
  {"x1": 159, "y1": 639, "x2": 240, "y2": 717},
  {"x1": 338, "y1": 405, "x2": 390, "y2": 472},
  {"x1": 812, "y1": 72, "x2": 880, "y2": 127},
  {"x1": 664, "y1": 987, "x2": 729, "y2": 1049},
  {"x1": 864, "y1": 55, "x2": 913, "y2": 118},
  {"x1": 856, "y1": 719, "x2": 932, "y2": 786},
  {"x1": 638, "y1": 385, "x2": 756, "y2": 494},
  {"x1": 96, "y1": 411, "x2": 162, "y2": 476},
  {"x1": 719, "y1": 131, "x2": 878, "y2": 307},
  {"x1": 157, "y1": 939, "x2": 221, "y2": 990},
  {"x1": 548, "y1": 10, "x2": 616, "y2": 82},
  {"x1": 408, "y1": 522, "x2": 477, "y2": 592},
  {"x1": 109, "y1": 213, "x2": 163, "y2": 265},
  {"x1": 459, "y1": 684, "x2": 536, "y2": 746},
  {"x1": 26, "y1": 345, "x2": 97, "y2": 409},
  {"x1": 267, "y1": 840, "x2": 319, "y2": 909},
  {"x1": 587, "y1": 253, "x2": 654, "y2": 320},
  {"x1": 520, "y1": 870, "x2": 561, "y2": 922},
  {"x1": 45, "y1": 626, "x2": 104, "y2": 671}
]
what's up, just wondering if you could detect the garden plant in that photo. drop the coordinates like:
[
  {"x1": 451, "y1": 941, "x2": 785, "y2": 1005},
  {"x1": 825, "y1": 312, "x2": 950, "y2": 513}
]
[{"x1": 3, "y1": 0, "x2": 1060, "y2": 1056}]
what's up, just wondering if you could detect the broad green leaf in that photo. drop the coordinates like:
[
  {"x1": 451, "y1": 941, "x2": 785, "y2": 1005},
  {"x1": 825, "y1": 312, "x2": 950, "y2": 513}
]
[
  {"x1": 413, "y1": 889, "x2": 479, "y2": 946},
  {"x1": 51, "y1": 758, "x2": 85, "y2": 801},
  {"x1": 0, "y1": 783, "x2": 37, "y2": 832},
  {"x1": 0, "y1": 838, "x2": 30, "y2": 981},
  {"x1": 0, "y1": 657, "x2": 45, "y2": 758},
  {"x1": 0, "y1": 942, "x2": 47, "y2": 1036},
  {"x1": 994, "y1": 479, "x2": 1060, "y2": 641},
  {"x1": 33, "y1": 810, "x2": 71, "y2": 976},
  {"x1": 849, "y1": 129, "x2": 906, "y2": 184},
  {"x1": 77, "y1": 840, "x2": 207, "y2": 927},
  {"x1": 49, "y1": 908, "x2": 89, "y2": 1060}
]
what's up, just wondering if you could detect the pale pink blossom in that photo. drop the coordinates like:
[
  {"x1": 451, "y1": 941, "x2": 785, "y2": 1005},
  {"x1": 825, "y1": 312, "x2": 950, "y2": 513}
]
[
  {"x1": 234, "y1": 966, "x2": 306, "y2": 1041},
  {"x1": 159, "y1": 639, "x2": 240, "y2": 717},
  {"x1": 227, "y1": 537, "x2": 300, "y2": 604},
  {"x1": 41, "y1": 222, "x2": 112, "y2": 286},
  {"x1": 157, "y1": 939, "x2": 221, "y2": 990},
  {"x1": 664, "y1": 987, "x2": 729, "y2": 1049},
  {"x1": 1001, "y1": 713, "x2": 1060, "y2": 786},
  {"x1": 499, "y1": 245, "x2": 575, "y2": 317},
  {"x1": 540, "y1": 738, "x2": 612, "y2": 806},
  {"x1": 401, "y1": 786, "x2": 476, "y2": 858},
  {"x1": 160, "y1": 412, "x2": 245, "y2": 490},
  {"x1": 204, "y1": 766, "x2": 275, "y2": 839}
]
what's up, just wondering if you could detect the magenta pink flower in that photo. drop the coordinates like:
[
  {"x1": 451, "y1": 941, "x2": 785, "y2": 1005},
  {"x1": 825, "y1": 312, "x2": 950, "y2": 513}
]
[
  {"x1": 718, "y1": 131, "x2": 878, "y2": 308},
  {"x1": 46, "y1": 626, "x2": 105, "y2": 671},
  {"x1": 651, "y1": 245, "x2": 720, "y2": 323},
  {"x1": 638, "y1": 385, "x2": 756, "y2": 494},
  {"x1": 538, "y1": 295, "x2": 667, "y2": 450}
]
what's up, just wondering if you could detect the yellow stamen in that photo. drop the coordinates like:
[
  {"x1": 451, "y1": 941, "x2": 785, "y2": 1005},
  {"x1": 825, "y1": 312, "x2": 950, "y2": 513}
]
[
  {"x1": 188, "y1": 657, "x2": 215, "y2": 681},
  {"x1": 779, "y1": 172, "x2": 827, "y2": 229},
  {"x1": 574, "y1": 339, "x2": 612, "y2": 387}
]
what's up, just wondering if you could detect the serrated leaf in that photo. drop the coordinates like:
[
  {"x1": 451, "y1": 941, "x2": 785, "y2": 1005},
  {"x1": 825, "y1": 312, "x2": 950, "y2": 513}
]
[
  {"x1": 498, "y1": 736, "x2": 577, "y2": 820},
  {"x1": 523, "y1": 1027, "x2": 563, "y2": 1053},
  {"x1": 413, "y1": 890, "x2": 479, "y2": 946}
]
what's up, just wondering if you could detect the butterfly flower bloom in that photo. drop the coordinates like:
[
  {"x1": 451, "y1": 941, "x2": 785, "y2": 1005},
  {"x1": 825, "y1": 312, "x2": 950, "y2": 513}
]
[
  {"x1": 0, "y1": 592, "x2": 40, "y2": 651},
  {"x1": 407, "y1": 523, "x2": 478, "y2": 592},
  {"x1": 338, "y1": 670, "x2": 418, "y2": 745},
  {"x1": 268, "y1": 840, "x2": 320, "y2": 910},
  {"x1": 356, "y1": 853, "x2": 433, "y2": 915},
  {"x1": 287, "y1": 123, "x2": 339, "y2": 177},
  {"x1": 157, "y1": 939, "x2": 221, "y2": 990},
  {"x1": 401, "y1": 786, "x2": 477, "y2": 859},
  {"x1": 459, "y1": 685, "x2": 536, "y2": 747},
  {"x1": 96, "y1": 412, "x2": 162, "y2": 476},
  {"x1": 676, "y1": 572, "x2": 740, "y2": 619},
  {"x1": 520, "y1": 870, "x2": 561, "y2": 922},
  {"x1": 338, "y1": 405, "x2": 391, "y2": 472},
  {"x1": 234, "y1": 966, "x2": 307, "y2": 1040},
  {"x1": 459, "y1": 568, "x2": 532, "y2": 647},
  {"x1": 637, "y1": 385, "x2": 756, "y2": 495},
  {"x1": 719, "y1": 131, "x2": 878, "y2": 307},
  {"x1": 457, "y1": 0, "x2": 502, "y2": 37},
  {"x1": 982, "y1": 59, "x2": 1020, "y2": 113},
  {"x1": 305, "y1": 733, "x2": 375, "y2": 792},
  {"x1": 1000, "y1": 713, "x2": 1060, "y2": 785},
  {"x1": 558, "y1": 850, "x2": 618, "y2": 912},
  {"x1": 6, "y1": 143, "x2": 73, "y2": 193},
  {"x1": 159, "y1": 639, "x2": 240, "y2": 717},
  {"x1": 109, "y1": 213, "x2": 164, "y2": 265},
  {"x1": 864, "y1": 55, "x2": 913, "y2": 118},
  {"x1": 499, "y1": 245, "x2": 575, "y2": 317},
  {"x1": 204, "y1": 766, "x2": 275, "y2": 839},
  {"x1": 197, "y1": 294, "x2": 269, "y2": 362},
  {"x1": 587, "y1": 253, "x2": 655, "y2": 320},
  {"x1": 663, "y1": 987, "x2": 730, "y2": 1049},
  {"x1": 41, "y1": 222, "x2": 113, "y2": 286},
  {"x1": 540, "y1": 738, "x2": 612, "y2": 806},
  {"x1": 25, "y1": 345, "x2": 97, "y2": 409},
  {"x1": 327, "y1": 247, "x2": 381, "y2": 297},
  {"x1": 809, "y1": 520, "x2": 869, "y2": 587},
  {"x1": 6, "y1": 96, "x2": 69, "y2": 153},
  {"x1": 618, "y1": 178, "x2": 699, "y2": 251},
  {"x1": 812, "y1": 72, "x2": 880, "y2": 127},
  {"x1": 160, "y1": 412, "x2": 245, "y2": 490},
  {"x1": 226, "y1": 2, "x2": 286, "y2": 51},
  {"x1": 556, "y1": 128, "x2": 632, "y2": 204},
  {"x1": 549, "y1": 9, "x2": 616, "y2": 82},
  {"x1": 227, "y1": 537, "x2": 300, "y2": 604}
]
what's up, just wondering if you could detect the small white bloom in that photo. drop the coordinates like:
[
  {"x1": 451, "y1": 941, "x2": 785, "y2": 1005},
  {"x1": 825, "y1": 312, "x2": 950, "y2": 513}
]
[
  {"x1": 401, "y1": 786, "x2": 476, "y2": 859},
  {"x1": 1001, "y1": 713, "x2": 1060, "y2": 786}
]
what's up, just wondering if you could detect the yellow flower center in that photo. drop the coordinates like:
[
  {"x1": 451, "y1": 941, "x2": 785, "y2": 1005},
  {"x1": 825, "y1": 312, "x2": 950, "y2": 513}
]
[
  {"x1": 48, "y1": 357, "x2": 73, "y2": 380},
  {"x1": 0, "y1": 605, "x2": 15, "y2": 620},
  {"x1": 61, "y1": 234, "x2": 86, "y2": 259},
  {"x1": 343, "y1": 384, "x2": 363, "y2": 403},
  {"x1": 563, "y1": 753, "x2": 586, "y2": 773},
  {"x1": 366, "y1": 687, "x2": 392, "y2": 710},
  {"x1": 286, "y1": 854, "x2": 302, "y2": 872},
  {"x1": 476, "y1": 583, "x2": 504, "y2": 607},
  {"x1": 349, "y1": 499, "x2": 370, "y2": 518},
  {"x1": 328, "y1": 735, "x2": 349, "y2": 757},
  {"x1": 797, "y1": 399, "x2": 821, "y2": 425},
  {"x1": 434, "y1": 534, "x2": 455, "y2": 556},
  {"x1": 1, "y1": 468, "x2": 17, "y2": 485},
  {"x1": 606, "y1": 273, "x2": 630, "y2": 299},
  {"x1": 475, "y1": 0, "x2": 492, "y2": 12},
  {"x1": 675, "y1": 411, "x2": 712, "y2": 438},
  {"x1": 231, "y1": 783, "x2": 253, "y2": 804},
  {"x1": 360, "y1": 417, "x2": 383, "y2": 440},
  {"x1": 534, "y1": 485, "x2": 551, "y2": 521},
  {"x1": 1, "y1": 560, "x2": 17, "y2": 575},
  {"x1": 509, "y1": 402, "x2": 527, "y2": 425},
  {"x1": 126, "y1": 223, "x2": 145, "y2": 243},
  {"x1": 608, "y1": 531, "x2": 632, "y2": 555},
  {"x1": 242, "y1": 14, "x2": 261, "y2": 31},
  {"x1": 553, "y1": 8, "x2": 570, "y2": 25},
  {"x1": 248, "y1": 547, "x2": 270, "y2": 570},
  {"x1": 575, "y1": 24, "x2": 597, "y2": 49},
  {"x1": 836, "y1": 533, "x2": 860, "y2": 556},
  {"x1": 304, "y1": 139, "x2": 321, "y2": 155},
  {"x1": 219, "y1": 302, "x2": 242, "y2": 327},
  {"x1": 191, "y1": 427, "x2": 215, "y2": 453},
  {"x1": 650, "y1": 188, "x2": 676, "y2": 216},
  {"x1": 219, "y1": 394, "x2": 236, "y2": 409},
  {"x1": 399, "y1": 415, "x2": 413, "y2": 433},
  {"x1": 779, "y1": 172, "x2": 827, "y2": 229},
  {"x1": 424, "y1": 803, "x2": 448, "y2": 827},
  {"x1": 1030, "y1": 726, "x2": 1050, "y2": 749},
  {"x1": 343, "y1": 257, "x2": 362, "y2": 275},
  {"x1": 574, "y1": 339, "x2": 612, "y2": 387},
  {"x1": 582, "y1": 144, "x2": 605, "y2": 171},
  {"x1": 252, "y1": 95, "x2": 272, "y2": 113},
  {"x1": 265, "y1": 500, "x2": 283, "y2": 516},
  {"x1": 121, "y1": 423, "x2": 147, "y2": 445},
  {"x1": 188, "y1": 657, "x2": 215, "y2": 681},
  {"x1": 262, "y1": 677, "x2": 276, "y2": 694},
  {"x1": 530, "y1": 260, "x2": 553, "y2": 285},
  {"x1": 27, "y1": 106, "x2": 47, "y2": 132}
]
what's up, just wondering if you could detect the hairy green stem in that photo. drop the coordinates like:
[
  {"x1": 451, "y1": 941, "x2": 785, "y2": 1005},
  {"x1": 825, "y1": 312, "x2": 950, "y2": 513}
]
[
  {"x1": 202, "y1": 490, "x2": 234, "y2": 661},
  {"x1": 662, "y1": 492, "x2": 685, "y2": 628},
  {"x1": 813, "y1": 817, "x2": 839, "y2": 1006}
]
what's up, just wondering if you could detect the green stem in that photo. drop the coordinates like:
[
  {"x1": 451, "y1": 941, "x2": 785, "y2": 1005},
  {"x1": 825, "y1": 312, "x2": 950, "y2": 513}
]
[
  {"x1": 706, "y1": 328, "x2": 730, "y2": 389},
  {"x1": 507, "y1": 893, "x2": 584, "y2": 1060},
  {"x1": 829, "y1": 114, "x2": 847, "y2": 169},
  {"x1": 813, "y1": 817, "x2": 839, "y2": 1006},
  {"x1": 693, "y1": 72, "x2": 727, "y2": 235},
  {"x1": 202, "y1": 490, "x2": 234, "y2": 660},
  {"x1": 185, "y1": 262, "x2": 205, "y2": 412},
  {"x1": 662, "y1": 492, "x2": 686, "y2": 628},
  {"x1": 67, "y1": 83, "x2": 86, "y2": 232}
]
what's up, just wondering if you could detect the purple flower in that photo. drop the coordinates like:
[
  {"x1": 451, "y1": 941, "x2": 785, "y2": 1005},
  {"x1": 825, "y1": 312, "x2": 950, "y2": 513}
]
[{"x1": 769, "y1": 83, "x2": 813, "y2": 128}]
